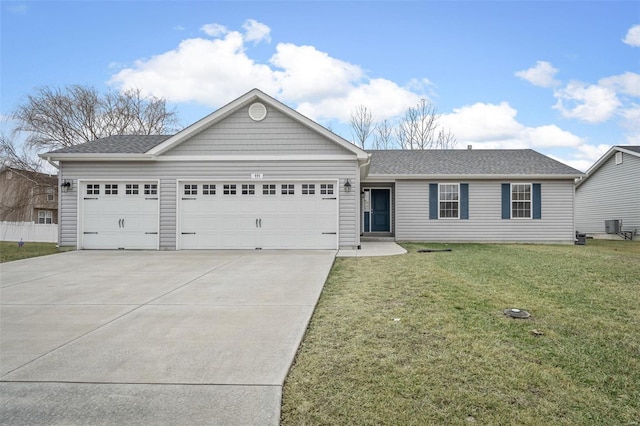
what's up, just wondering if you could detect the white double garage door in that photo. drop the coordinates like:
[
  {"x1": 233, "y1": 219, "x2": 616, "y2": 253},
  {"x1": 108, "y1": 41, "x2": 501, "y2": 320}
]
[{"x1": 80, "y1": 180, "x2": 338, "y2": 250}]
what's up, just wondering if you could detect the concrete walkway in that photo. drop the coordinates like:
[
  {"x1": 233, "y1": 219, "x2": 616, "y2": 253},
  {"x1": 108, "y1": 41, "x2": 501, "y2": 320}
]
[
  {"x1": 337, "y1": 241, "x2": 407, "y2": 257},
  {"x1": 0, "y1": 250, "x2": 335, "y2": 425}
]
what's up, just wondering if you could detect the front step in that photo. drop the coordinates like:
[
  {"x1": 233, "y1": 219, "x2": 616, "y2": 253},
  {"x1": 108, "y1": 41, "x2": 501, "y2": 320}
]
[{"x1": 361, "y1": 235, "x2": 396, "y2": 242}]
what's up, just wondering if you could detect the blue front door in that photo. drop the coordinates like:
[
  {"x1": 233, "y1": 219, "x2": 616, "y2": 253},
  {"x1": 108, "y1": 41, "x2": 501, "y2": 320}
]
[{"x1": 371, "y1": 189, "x2": 390, "y2": 232}]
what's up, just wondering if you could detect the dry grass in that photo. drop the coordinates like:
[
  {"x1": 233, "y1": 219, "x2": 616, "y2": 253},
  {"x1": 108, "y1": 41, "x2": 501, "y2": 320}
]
[
  {"x1": 0, "y1": 241, "x2": 71, "y2": 263},
  {"x1": 282, "y1": 240, "x2": 640, "y2": 425}
]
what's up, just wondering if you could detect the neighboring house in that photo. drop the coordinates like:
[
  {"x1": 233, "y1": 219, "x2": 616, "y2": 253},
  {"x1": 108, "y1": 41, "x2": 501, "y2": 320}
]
[
  {"x1": 575, "y1": 145, "x2": 640, "y2": 239},
  {"x1": 0, "y1": 167, "x2": 58, "y2": 224},
  {"x1": 41, "y1": 89, "x2": 583, "y2": 250}
]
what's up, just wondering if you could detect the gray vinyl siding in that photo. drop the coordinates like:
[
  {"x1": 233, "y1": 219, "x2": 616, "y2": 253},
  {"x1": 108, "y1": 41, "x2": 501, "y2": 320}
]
[
  {"x1": 166, "y1": 106, "x2": 351, "y2": 156},
  {"x1": 59, "y1": 160, "x2": 358, "y2": 249},
  {"x1": 395, "y1": 179, "x2": 575, "y2": 242},
  {"x1": 575, "y1": 153, "x2": 640, "y2": 234}
]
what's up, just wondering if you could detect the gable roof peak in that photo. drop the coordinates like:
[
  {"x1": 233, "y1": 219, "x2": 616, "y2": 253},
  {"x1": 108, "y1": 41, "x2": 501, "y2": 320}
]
[{"x1": 147, "y1": 88, "x2": 369, "y2": 160}]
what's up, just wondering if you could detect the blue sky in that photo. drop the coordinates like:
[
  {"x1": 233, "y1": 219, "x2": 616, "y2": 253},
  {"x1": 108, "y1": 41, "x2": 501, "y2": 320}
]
[{"x1": 2, "y1": 1, "x2": 639, "y2": 171}]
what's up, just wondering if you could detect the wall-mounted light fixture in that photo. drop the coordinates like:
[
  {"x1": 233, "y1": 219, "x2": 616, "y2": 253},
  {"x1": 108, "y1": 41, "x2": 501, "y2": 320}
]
[
  {"x1": 61, "y1": 180, "x2": 71, "y2": 193},
  {"x1": 343, "y1": 179, "x2": 352, "y2": 192}
]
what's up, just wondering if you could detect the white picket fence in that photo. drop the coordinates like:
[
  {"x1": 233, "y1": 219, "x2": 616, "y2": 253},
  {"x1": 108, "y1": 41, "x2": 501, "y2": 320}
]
[{"x1": 0, "y1": 222, "x2": 58, "y2": 243}]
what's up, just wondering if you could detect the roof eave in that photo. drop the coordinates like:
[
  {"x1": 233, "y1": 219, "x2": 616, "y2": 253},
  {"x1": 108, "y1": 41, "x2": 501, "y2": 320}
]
[
  {"x1": 40, "y1": 153, "x2": 153, "y2": 161},
  {"x1": 364, "y1": 173, "x2": 584, "y2": 181}
]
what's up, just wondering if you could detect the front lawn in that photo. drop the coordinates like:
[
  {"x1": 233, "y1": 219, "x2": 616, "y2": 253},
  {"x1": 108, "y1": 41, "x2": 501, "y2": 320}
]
[
  {"x1": 282, "y1": 240, "x2": 640, "y2": 425},
  {"x1": 0, "y1": 241, "x2": 72, "y2": 263}
]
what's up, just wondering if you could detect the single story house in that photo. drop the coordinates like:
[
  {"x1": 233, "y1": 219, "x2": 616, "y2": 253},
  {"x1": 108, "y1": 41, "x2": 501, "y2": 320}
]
[
  {"x1": 42, "y1": 89, "x2": 583, "y2": 250},
  {"x1": 575, "y1": 145, "x2": 639, "y2": 239}
]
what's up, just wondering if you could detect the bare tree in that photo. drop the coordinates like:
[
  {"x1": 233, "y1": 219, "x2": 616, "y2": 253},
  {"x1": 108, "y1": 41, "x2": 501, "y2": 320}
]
[
  {"x1": 395, "y1": 99, "x2": 456, "y2": 150},
  {"x1": 13, "y1": 85, "x2": 179, "y2": 152},
  {"x1": 372, "y1": 119, "x2": 395, "y2": 149},
  {"x1": 0, "y1": 132, "x2": 43, "y2": 173},
  {"x1": 349, "y1": 105, "x2": 374, "y2": 149}
]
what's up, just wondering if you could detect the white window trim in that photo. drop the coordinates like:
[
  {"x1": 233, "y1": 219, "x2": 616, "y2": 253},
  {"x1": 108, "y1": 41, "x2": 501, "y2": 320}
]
[
  {"x1": 510, "y1": 183, "x2": 532, "y2": 220},
  {"x1": 438, "y1": 183, "x2": 460, "y2": 219},
  {"x1": 38, "y1": 210, "x2": 53, "y2": 224}
]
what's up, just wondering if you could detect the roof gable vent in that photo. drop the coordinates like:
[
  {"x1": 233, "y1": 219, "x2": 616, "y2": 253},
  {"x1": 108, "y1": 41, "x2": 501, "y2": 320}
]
[{"x1": 248, "y1": 102, "x2": 267, "y2": 121}]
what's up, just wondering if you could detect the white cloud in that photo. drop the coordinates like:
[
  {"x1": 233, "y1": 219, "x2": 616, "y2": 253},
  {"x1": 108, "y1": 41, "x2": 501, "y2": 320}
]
[
  {"x1": 599, "y1": 72, "x2": 640, "y2": 97},
  {"x1": 296, "y1": 79, "x2": 421, "y2": 122},
  {"x1": 439, "y1": 102, "x2": 584, "y2": 152},
  {"x1": 553, "y1": 81, "x2": 621, "y2": 123},
  {"x1": 440, "y1": 102, "x2": 524, "y2": 142},
  {"x1": 270, "y1": 43, "x2": 364, "y2": 104},
  {"x1": 110, "y1": 32, "x2": 278, "y2": 105},
  {"x1": 515, "y1": 61, "x2": 559, "y2": 88},
  {"x1": 109, "y1": 20, "x2": 421, "y2": 122},
  {"x1": 620, "y1": 104, "x2": 640, "y2": 144},
  {"x1": 201, "y1": 23, "x2": 228, "y2": 37},
  {"x1": 242, "y1": 19, "x2": 271, "y2": 44},
  {"x1": 623, "y1": 24, "x2": 640, "y2": 47}
]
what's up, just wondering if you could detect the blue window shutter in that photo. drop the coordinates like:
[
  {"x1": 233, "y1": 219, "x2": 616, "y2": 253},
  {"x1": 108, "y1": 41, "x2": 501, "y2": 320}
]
[
  {"x1": 501, "y1": 183, "x2": 510, "y2": 219},
  {"x1": 429, "y1": 183, "x2": 438, "y2": 219},
  {"x1": 460, "y1": 183, "x2": 469, "y2": 219},
  {"x1": 532, "y1": 183, "x2": 542, "y2": 219}
]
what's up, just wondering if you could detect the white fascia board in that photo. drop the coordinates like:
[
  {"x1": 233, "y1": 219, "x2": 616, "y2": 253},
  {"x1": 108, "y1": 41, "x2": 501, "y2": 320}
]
[
  {"x1": 365, "y1": 174, "x2": 583, "y2": 181},
  {"x1": 155, "y1": 154, "x2": 358, "y2": 162},
  {"x1": 41, "y1": 153, "x2": 153, "y2": 161}
]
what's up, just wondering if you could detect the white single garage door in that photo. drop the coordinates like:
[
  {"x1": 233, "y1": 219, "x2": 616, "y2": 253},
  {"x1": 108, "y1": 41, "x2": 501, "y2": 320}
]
[
  {"x1": 179, "y1": 181, "x2": 338, "y2": 250},
  {"x1": 81, "y1": 181, "x2": 159, "y2": 250}
]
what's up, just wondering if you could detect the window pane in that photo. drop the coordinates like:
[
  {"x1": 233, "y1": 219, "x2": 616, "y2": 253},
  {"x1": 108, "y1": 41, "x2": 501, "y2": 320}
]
[
  {"x1": 439, "y1": 184, "x2": 459, "y2": 218},
  {"x1": 511, "y1": 184, "x2": 532, "y2": 218}
]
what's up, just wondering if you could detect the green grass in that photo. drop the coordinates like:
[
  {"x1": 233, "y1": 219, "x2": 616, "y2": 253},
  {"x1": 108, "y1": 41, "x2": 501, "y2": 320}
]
[
  {"x1": 0, "y1": 241, "x2": 73, "y2": 263},
  {"x1": 282, "y1": 240, "x2": 640, "y2": 425}
]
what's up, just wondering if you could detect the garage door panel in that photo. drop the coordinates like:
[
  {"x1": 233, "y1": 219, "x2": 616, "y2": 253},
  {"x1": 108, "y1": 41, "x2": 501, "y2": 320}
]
[
  {"x1": 179, "y1": 181, "x2": 338, "y2": 250},
  {"x1": 81, "y1": 182, "x2": 159, "y2": 250}
]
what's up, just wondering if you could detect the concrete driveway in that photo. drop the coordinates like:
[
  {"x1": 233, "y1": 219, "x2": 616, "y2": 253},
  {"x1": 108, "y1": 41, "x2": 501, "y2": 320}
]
[{"x1": 0, "y1": 250, "x2": 336, "y2": 425}]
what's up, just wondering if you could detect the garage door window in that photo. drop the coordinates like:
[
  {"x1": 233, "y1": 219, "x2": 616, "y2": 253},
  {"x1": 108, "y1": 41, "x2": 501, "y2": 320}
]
[
  {"x1": 242, "y1": 184, "x2": 255, "y2": 195},
  {"x1": 263, "y1": 184, "x2": 276, "y2": 195},
  {"x1": 302, "y1": 184, "x2": 315, "y2": 195},
  {"x1": 126, "y1": 184, "x2": 139, "y2": 195},
  {"x1": 144, "y1": 184, "x2": 157, "y2": 195},
  {"x1": 203, "y1": 184, "x2": 215, "y2": 195},
  {"x1": 184, "y1": 184, "x2": 197, "y2": 195},
  {"x1": 223, "y1": 184, "x2": 237, "y2": 195},
  {"x1": 320, "y1": 184, "x2": 334, "y2": 195},
  {"x1": 281, "y1": 184, "x2": 295, "y2": 195},
  {"x1": 87, "y1": 184, "x2": 100, "y2": 195},
  {"x1": 105, "y1": 184, "x2": 118, "y2": 195}
]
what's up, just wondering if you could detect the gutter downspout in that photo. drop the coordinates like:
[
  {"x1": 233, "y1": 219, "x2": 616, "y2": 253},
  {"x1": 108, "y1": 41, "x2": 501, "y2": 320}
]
[{"x1": 45, "y1": 157, "x2": 60, "y2": 170}]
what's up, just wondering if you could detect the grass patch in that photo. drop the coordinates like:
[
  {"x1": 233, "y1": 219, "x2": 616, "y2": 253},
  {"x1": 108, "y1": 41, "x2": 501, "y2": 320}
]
[
  {"x1": 0, "y1": 241, "x2": 73, "y2": 263},
  {"x1": 282, "y1": 240, "x2": 640, "y2": 425}
]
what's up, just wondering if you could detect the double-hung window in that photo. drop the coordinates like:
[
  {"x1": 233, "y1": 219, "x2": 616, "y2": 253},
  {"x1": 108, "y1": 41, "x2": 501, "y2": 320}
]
[
  {"x1": 38, "y1": 210, "x2": 53, "y2": 224},
  {"x1": 429, "y1": 183, "x2": 469, "y2": 220},
  {"x1": 501, "y1": 183, "x2": 541, "y2": 219},
  {"x1": 439, "y1": 184, "x2": 459, "y2": 218},
  {"x1": 511, "y1": 184, "x2": 531, "y2": 218}
]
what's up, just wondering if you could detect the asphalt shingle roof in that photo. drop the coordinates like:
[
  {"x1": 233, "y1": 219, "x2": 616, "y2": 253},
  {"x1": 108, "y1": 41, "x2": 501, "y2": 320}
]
[
  {"x1": 367, "y1": 149, "x2": 583, "y2": 176},
  {"x1": 47, "y1": 135, "x2": 172, "y2": 154},
  {"x1": 619, "y1": 145, "x2": 640, "y2": 154}
]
